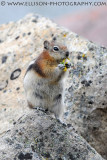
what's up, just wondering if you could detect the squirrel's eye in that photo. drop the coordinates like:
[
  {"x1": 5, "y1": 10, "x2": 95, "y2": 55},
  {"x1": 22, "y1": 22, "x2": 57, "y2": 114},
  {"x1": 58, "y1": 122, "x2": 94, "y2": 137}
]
[{"x1": 53, "y1": 46, "x2": 59, "y2": 52}]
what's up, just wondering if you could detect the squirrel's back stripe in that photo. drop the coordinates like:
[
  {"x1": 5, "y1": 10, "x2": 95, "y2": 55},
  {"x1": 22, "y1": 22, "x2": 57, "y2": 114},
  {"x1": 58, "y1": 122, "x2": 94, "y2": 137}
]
[
  {"x1": 25, "y1": 62, "x2": 46, "y2": 78},
  {"x1": 24, "y1": 64, "x2": 33, "y2": 77},
  {"x1": 33, "y1": 62, "x2": 46, "y2": 78},
  {"x1": 25, "y1": 50, "x2": 56, "y2": 78}
]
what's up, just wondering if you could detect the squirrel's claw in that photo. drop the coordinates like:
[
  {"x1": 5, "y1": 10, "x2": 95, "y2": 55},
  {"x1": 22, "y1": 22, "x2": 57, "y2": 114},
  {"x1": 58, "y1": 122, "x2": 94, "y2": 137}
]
[{"x1": 58, "y1": 64, "x2": 65, "y2": 70}]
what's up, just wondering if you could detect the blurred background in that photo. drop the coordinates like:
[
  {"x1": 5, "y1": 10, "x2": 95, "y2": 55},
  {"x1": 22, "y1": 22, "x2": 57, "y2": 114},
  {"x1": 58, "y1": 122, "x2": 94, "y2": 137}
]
[{"x1": 0, "y1": 0, "x2": 107, "y2": 46}]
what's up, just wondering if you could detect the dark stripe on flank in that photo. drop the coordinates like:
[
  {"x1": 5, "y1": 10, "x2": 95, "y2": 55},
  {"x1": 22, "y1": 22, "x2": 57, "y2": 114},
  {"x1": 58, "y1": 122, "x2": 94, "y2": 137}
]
[
  {"x1": 24, "y1": 64, "x2": 33, "y2": 77},
  {"x1": 33, "y1": 62, "x2": 46, "y2": 78},
  {"x1": 25, "y1": 62, "x2": 46, "y2": 78},
  {"x1": 27, "y1": 64, "x2": 33, "y2": 72}
]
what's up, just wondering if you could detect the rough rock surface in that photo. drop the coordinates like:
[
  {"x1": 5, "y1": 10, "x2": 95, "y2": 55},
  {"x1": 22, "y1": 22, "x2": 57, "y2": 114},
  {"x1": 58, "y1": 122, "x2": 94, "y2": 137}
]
[
  {"x1": 0, "y1": 14, "x2": 107, "y2": 159},
  {"x1": 0, "y1": 110, "x2": 104, "y2": 160},
  {"x1": 65, "y1": 48, "x2": 107, "y2": 159}
]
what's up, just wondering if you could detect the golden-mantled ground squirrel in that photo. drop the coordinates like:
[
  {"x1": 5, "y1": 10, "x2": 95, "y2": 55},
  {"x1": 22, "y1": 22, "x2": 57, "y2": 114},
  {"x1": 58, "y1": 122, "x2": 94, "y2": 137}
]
[{"x1": 24, "y1": 38, "x2": 71, "y2": 119}]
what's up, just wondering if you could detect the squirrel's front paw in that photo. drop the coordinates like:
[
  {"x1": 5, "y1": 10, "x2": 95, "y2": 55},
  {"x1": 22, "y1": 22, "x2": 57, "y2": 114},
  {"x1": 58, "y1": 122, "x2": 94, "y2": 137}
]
[
  {"x1": 65, "y1": 61, "x2": 71, "y2": 68},
  {"x1": 58, "y1": 64, "x2": 65, "y2": 70}
]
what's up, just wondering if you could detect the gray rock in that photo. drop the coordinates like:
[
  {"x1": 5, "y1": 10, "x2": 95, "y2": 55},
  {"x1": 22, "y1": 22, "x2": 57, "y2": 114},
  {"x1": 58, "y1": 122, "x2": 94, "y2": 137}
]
[
  {"x1": 0, "y1": 110, "x2": 104, "y2": 160},
  {"x1": 65, "y1": 40, "x2": 107, "y2": 159}
]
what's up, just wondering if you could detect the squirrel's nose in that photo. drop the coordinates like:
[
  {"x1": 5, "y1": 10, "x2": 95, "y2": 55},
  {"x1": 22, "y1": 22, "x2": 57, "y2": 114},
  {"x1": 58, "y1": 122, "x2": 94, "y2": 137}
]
[{"x1": 66, "y1": 51, "x2": 69, "y2": 57}]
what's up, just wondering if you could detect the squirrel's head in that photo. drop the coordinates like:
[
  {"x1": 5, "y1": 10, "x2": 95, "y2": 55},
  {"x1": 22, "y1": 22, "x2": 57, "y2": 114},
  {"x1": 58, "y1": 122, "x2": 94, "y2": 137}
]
[{"x1": 43, "y1": 40, "x2": 69, "y2": 61}]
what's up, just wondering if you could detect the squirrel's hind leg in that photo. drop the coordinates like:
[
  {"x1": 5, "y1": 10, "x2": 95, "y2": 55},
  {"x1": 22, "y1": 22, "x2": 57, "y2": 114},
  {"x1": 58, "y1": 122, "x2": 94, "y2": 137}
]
[{"x1": 51, "y1": 97, "x2": 65, "y2": 121}]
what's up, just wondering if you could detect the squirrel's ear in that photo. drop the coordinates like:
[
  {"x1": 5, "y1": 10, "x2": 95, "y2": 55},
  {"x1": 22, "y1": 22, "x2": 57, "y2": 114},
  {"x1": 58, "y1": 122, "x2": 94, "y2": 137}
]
[
  {"x1": 44, "y1": 40, "x2": 50, "y2": 50},
  {"x1": 52, "y1": 37, "x2": 56, "y2": 41}
]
